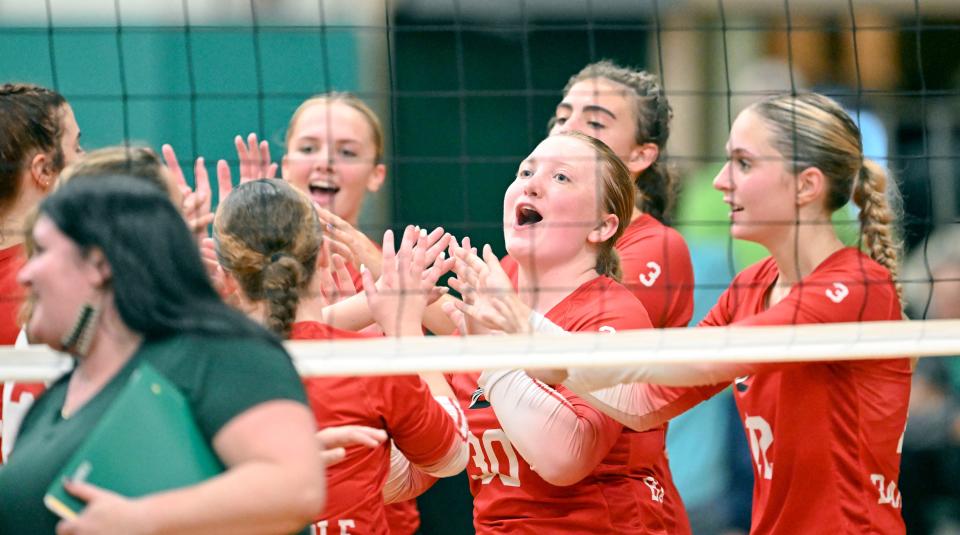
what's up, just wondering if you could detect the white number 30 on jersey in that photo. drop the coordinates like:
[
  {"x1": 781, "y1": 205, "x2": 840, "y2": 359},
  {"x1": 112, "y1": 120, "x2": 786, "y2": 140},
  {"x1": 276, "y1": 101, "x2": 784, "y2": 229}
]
[{"x1": 468, "y1": 429, "x2": 521, "y2": 487}]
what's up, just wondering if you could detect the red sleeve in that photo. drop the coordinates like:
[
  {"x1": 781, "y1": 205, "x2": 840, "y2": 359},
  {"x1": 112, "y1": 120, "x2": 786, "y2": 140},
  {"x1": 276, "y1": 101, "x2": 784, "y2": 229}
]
[{"x1": 376, "y1": 375, "x2": 461, "y2": 467}]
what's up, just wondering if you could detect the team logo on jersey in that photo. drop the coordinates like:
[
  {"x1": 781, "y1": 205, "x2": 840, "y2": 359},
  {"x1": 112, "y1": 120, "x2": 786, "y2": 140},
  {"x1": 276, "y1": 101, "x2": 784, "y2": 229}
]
[
  {"x1": 642, "y1": 476, "x2": 666, "y2": 503},
  {"x1": 638, "y1": 261, "x2": 662, "y2": 287},
  {"x1": 734, "y1": 375, "x2": 751, "y2": 393},
  {"x1": 825, "y1": 282, "x2": 850, "y2": 303},
  {"x1": 469, "y1": 387, "x2": 490, "y2": 409}
]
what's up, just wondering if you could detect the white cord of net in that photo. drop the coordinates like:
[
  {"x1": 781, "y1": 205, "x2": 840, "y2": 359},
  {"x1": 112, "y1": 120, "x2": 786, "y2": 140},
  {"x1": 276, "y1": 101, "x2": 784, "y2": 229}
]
[{"x1": 1, "y1": 319, "x2": 958, "y2": 382}]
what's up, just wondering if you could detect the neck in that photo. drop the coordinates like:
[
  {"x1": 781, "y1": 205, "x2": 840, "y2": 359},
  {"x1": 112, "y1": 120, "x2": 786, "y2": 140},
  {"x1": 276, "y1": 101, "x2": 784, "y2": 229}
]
[
  {"x1": 0, "y1": 185, "x2": 46, "y2": 248},
  {"x1": 763, "y1": 213, "x2": 844, "y2": 288},
  {"x1": 630, "y1": 205, "x2": 643, "y2": 224},
  {"x1": 72, "y1": 306, "x2": 143, "y2": 395},
  {"x1": 515, "y1": 254, "x2": 598, "y2": 314}
]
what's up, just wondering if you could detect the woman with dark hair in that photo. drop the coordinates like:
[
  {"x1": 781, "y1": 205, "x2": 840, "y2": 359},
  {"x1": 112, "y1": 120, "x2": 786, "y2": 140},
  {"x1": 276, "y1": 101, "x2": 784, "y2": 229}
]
[{"x1": 0, "y1": 176, "x2": 324, "y2": 534}]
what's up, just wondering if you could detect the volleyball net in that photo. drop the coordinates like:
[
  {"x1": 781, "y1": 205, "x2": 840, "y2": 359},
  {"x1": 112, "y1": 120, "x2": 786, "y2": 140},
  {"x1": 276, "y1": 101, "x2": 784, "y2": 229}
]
[{"x1": 1, "y1": 0, "x2": 959, "y2": 379}]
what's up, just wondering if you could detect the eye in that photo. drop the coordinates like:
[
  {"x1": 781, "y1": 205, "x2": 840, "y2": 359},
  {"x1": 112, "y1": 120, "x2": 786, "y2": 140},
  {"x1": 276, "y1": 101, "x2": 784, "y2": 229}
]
[
  {"x1": 554, "y1": 173, "x2": 570, "y2": 183},
  {"x1": 737, "y1": 158, "x2": 751, "y2": 171},
  {"x1": 338, "y1": 148, "x2": 358, "y2": 159},
  {"x1": 554, "y1": 115, "x2": 568, "y2": 126},
  {"x1": 297, "y1": 145, "x2": 316, "y2": 155},
  {"x1": 517, "y1": 168, "x2": 533, "y2": 179},
  {"x1": 587, "y1": 121, "x2": 605, "y2": 130}
]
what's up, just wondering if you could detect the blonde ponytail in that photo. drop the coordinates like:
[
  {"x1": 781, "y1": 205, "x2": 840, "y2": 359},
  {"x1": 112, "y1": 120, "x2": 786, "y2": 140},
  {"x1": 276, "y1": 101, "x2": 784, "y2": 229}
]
[{"x1": 853, "y1": 159, "x2": 903, "y2": 303}]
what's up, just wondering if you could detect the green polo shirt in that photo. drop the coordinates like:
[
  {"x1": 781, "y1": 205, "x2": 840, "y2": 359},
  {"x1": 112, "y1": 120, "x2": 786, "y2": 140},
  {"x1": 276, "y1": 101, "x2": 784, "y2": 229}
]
[{"x1": 0, "y1": 333, "x2": 309, "y2": 534}]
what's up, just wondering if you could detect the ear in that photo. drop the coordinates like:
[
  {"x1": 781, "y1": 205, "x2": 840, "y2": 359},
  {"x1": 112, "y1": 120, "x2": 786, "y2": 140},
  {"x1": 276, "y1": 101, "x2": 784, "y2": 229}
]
[
  {"x1": 220, "y1": 269, "x2": 241, "y2": 299},
  {"x1": 588, "y1": 213, "x2": 619, "y2": 245},
  {"x1": 624, "y1": 142, "x2": 659, "y2": 177},
  {"x1": 366, "y1": 163, "x2": 386, "y2": 193},
  {"x1": 794, "y1": 166, "x2": 826, "y2": 208},
  {"x1": 28, "y1": 152, "x2": 56, "y2": 192},
  {"x1": 84, "y1": 248, "x2": 112, "y2": 288}
]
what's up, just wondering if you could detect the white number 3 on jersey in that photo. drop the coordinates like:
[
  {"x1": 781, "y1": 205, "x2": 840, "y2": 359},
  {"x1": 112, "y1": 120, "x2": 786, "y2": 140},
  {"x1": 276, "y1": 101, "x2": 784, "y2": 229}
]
[
  {"x1": 638, "y1": 261, "x2": 662, "y2": 287},
  {"x1": 825, "y1": 282, "x2": 849, "y2": 303}
]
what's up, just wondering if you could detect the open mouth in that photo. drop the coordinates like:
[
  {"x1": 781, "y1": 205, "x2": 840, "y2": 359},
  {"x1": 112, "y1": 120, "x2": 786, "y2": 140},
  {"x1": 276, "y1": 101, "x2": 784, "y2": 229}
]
[
  {"x1": 309, "y1": 183, "x2": 341, "y2": 196},
  {"x1": 516, "y1": 204, "x2": 543, "y2": 226}
]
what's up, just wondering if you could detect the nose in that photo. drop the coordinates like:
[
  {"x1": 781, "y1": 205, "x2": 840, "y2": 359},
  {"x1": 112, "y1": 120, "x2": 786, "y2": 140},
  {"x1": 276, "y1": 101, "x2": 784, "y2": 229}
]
[
  {"x1": 713, "y1": 161, "x2": 733, "y2": 192},
  {"x1": 313, "y1": 145, "x2": 335, "y2": 172},
  {"x1": 522, "y1": 172, "x2": 544, "y2": 198},
  {"x1": 16, "y1": 257, "x2": 34, "y2": 288}
]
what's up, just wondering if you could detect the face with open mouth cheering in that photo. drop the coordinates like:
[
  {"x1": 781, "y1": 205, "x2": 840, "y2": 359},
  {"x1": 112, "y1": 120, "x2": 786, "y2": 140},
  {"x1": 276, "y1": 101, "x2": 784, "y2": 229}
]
[
  {"x1": 503, "y1": 133, "x2": 623, "y2": 273},
  {"x1": 282, "y1": 98, "x2": 386, "y2": 226}
]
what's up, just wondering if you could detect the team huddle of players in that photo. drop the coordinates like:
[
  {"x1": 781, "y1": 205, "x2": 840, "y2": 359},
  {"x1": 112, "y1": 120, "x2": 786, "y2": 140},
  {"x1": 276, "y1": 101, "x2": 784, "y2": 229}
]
[{"x1": 0, "y1": 59, "x2": 909, "y2": 535}]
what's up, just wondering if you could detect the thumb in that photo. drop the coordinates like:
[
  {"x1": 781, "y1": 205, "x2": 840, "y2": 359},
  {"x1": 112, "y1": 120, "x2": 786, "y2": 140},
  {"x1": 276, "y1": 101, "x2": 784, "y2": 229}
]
[{"x1": 63, "y1": 478, "x2": 112, "y2": 503}]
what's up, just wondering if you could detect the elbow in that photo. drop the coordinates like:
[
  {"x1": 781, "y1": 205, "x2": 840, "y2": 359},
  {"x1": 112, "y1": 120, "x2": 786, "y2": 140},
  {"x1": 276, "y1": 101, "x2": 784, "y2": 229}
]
[
  {"x1": 530, "y1": 460, "x2": 592, "y2": 486},
  {"x1": 419, "y1": 440, "x2": 469, "y2": 478},
  {"x1": 288, "y1": 468, "x2": 326, "y2": 526}
]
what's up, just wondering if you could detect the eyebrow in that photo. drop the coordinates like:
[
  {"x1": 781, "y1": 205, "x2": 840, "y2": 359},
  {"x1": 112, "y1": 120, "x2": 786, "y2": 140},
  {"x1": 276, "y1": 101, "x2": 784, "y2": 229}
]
[{"x1": 555, "y1": 102, "x2": 616, "y2": 120}]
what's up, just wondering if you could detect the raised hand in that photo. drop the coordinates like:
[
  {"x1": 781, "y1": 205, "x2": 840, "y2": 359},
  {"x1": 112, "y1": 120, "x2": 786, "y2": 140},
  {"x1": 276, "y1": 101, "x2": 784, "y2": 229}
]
[
  {"x1": 362, "y1": 226, "x2": 454, "y2": 337},
  {"x1": 162, "y1": 143, "x2": 215, "y2": 241},
  {"x1": 315, "y1": 239, "x2": 358, "y2": 306},
  {"x1": 447, "y1": 241, "x2": 529, "y2": 335},
  {"x1": 214, "y1": 133, "x2": 279, "y2": 203}
]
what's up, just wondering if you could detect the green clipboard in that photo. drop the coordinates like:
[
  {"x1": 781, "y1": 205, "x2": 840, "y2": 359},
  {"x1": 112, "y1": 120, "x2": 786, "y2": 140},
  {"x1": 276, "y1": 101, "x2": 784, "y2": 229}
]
[{"x1": 44, "y1": 362, "x2": 225, "y2": 519}]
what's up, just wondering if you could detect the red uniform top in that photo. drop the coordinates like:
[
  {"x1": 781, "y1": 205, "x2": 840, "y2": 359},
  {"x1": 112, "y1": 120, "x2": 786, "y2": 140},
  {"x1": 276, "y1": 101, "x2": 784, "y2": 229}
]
[
  {"x1": 0, "y1": 244, "x2": 25, "y2": 344},
  {"x1": 292, "y1": 321, "x2": 463, "y2": 535},
  {"x1": 0, "y1": 244, "x2": 45, "y2": 464},
  {"x1": 500, "y1": 214, "x2": 694, "y2": 329},
  {"x1": 450, "y1": 276, "x2": 690, "y2": 534},
  {"x1": 700, "y1": 248, "x2": 911, "y2": 534}
]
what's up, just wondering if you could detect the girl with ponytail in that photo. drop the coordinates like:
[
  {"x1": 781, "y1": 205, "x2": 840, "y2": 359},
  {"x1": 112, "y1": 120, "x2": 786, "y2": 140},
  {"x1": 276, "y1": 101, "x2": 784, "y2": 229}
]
[{"x1": 214, "y1": 179, "x2": 468, "y2": 535}]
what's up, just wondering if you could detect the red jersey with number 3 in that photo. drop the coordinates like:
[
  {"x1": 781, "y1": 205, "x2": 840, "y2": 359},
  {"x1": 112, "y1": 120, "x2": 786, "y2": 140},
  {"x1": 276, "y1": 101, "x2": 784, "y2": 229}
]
[
  {"x1": 449, "y1": 276, "x2": 690, "y2": 534},
  {"x1": 292, "y1": 322, "x2": 462, "y2": 535},
  {"x1": 699, "y1": 248, "x2": 910, "y2": 534}
]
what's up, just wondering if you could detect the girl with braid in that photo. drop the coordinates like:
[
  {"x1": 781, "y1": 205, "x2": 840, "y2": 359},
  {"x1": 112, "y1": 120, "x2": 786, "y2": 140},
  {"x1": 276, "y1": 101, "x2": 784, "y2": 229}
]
[
  {"x1": 213, "y1": 179, "x2": 467, "y2": 535},
  {"x1": 465, "y1": 93, "x2": 910, "y2": 534}
]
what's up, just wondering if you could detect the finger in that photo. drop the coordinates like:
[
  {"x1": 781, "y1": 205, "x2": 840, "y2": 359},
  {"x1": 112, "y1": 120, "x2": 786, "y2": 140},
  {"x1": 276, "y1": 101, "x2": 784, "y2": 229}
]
[
  {"x1": 441, "y1": 300, "x2": 467, "y2": 334},
  {"x1": 421, "y1": 226, "x2": 446, "y2": 250},
  {"x1": 427, "y1": 285, "x2": 450, "y2": 305},
  {"x1": 63, "y1": 478, "x2": 110, "y2": 502},
  {"x1": 161, "y1": 143, "x2": 188, "y2": 189},
  {"x1": 317, "y1": 425, "x2": 388, "y2": 448},
  {"x1": 316, "y1": 264, "x2": 338, "y2": 302},
  {"x1": 319, "y1": 447, "x2": 347, "y2": 467},
  {"x1": 258, "y1": 139, "x2": 274, "y2": 177},
  {"x1": 217, "y1": 158, "x2": 233, "y2": 202},
  {"x1": 267, "y1": 162, "x2": 279, "y2": 179},
  {"x1": 380, "y1": 229, "x2": 396, "y2": 269},
  {"x1": 325, "y1": 237, "x2": 357, "y2": 267},
  {"x1": 235, "y1": 134, "x2": 250, "y2": 179},
  {"x1": 194, "y1": 157, "x2": 211, "y2": 212},
  {"x1": 360, "y1": 263, "x2": 377, "y2": 296},
  {"x1": 189, "y1": 213, "x2": 215, "y2": 236},
  {"x1": 331, "y1": 254, "x2": 357, "y2": 296}
]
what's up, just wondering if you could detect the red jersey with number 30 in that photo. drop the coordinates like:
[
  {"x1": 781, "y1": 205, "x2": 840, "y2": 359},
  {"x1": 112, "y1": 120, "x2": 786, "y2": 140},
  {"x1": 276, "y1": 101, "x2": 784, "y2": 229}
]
[
  {"x1": 292, "y1": 322, "x2": 462, "y2": 535},
  {"x1": 450, "y1": 276, "x2": 690, "y2": 534},
  {"x1": 700, "y1": 248, "x2": 910, "y2": 534}
]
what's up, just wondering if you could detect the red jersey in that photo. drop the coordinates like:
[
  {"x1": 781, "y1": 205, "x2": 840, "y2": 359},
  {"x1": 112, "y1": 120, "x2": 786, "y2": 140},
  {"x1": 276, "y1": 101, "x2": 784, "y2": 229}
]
[
  {"x1": 500, "y1": 214, "x2": 694, "y2": 329},
  {"x1": 0, "y1": 244, "x2": 25, "y2": 344},
  {"x1": 450, "y1": 276, "x2": 690, "y2": 534},
  {"x1": 0, "y1": 245, "x2": 45, "y2": 464},
  {"x1": 700, "y1": 248, "x2": 910, "y2": 534},
  {"x1": 383, "y1": 500, "x2": 419, "y2": 535},
  {"x1": 292, "y1": 322, "x2": 462, "y2": 535}
]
